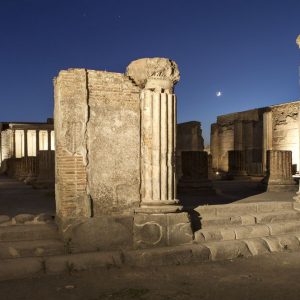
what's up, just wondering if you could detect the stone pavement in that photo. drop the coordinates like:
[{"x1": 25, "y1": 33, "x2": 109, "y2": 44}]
[
  {"x1": 0, "y1": 175, "x2": 55, "y2": 217},
  {"x1": 1, "y1": 251, "x2": 300, "y2": 300},
  {"x1": 0, "y1": 174, "x2": 295, "y2": 217}
]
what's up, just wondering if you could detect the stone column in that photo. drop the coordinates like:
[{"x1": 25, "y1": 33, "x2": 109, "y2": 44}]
[
  {"x1": 126, "y1": 58, "x2": 180, "y2": 213},
  {"x1": 12, "y1": 130, "x2": 16, "y2": 158},
  {"x1": 234, "y1": 120, "x2": 243, "y2": 150},
  {"x1": 24, "y1": 129, "x2": 28, "y2": 157},
  {"x1": 127, "y1": 58, "x2": 193, "y2": 249},
  {"x1": 264, "y1": 150, "x2": 296, "y2": 191},
  {"x1": 210, "y1": 123, "x2": 219, "y2": 171},
  {"x1": 263, "y1": 111, "x2": 273, "y2": 173}
]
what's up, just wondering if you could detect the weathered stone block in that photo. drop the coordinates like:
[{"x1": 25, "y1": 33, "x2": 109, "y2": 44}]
[
  {"x1": 62, "y1": 215, "x2": 133, "y2": 253},
  {"x1": 133, "y1": 212, "x2": 193, "y2": 249}
]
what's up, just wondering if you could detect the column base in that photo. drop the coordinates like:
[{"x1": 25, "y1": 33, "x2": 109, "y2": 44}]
[
  {"x1": 135, "y1": 199, "x2": 182, "y2": 213},
  {"x1": 133, "y1": 211, "x2": 193, "y2": 249}
]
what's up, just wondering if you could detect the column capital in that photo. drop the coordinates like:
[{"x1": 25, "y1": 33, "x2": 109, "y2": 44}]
[{"x1": 126, "y1": 57, "x2": 180, "y2": 92}]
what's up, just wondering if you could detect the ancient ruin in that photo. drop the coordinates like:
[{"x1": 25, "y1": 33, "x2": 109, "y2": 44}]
[
  {"x1": 211, "y1": 101, "x2": 300, "y2": 177},
  {"x1": 0, "y1": 119, "x2": 55, "y2": 187},
  {"x1": 54, "y1": 58, "x2": 193, "y2": 251}
]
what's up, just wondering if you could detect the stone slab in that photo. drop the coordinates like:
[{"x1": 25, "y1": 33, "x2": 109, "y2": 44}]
[{"x1": 133, "y1": 212, "x2": 193, "y2": 249}]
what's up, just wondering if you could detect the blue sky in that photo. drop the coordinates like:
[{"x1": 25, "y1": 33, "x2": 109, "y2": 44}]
[{"x1": 1, "y1": 0, "x2": 300, "y2": 143}]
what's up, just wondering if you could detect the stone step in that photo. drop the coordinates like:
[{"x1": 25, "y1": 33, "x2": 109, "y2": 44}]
[
  {"x1": 195, "y1": 220, "x2": 300, "y2": 243},
  {"x1": 0, "y1": 239, "x2": 65, "y2": 259},
  {"x1": 201, "y1": 232, "x2": 300, "y2": 261},
  {"x1": 195, "y1": 201, "x2": 294, "y2": 217},
  {"x1": 200, "y1": 210, "x2": 300, "y2": 228},
  {"x1": 0, "y1": 224, "x2": 60, "y2": 242},
  {"x1": 1, "y1": 232, "x2": 300, "y2": 282}
]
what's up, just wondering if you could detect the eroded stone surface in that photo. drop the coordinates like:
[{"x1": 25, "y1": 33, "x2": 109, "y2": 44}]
[
  {"x1": 126, "y1": 58, "x2": 180, "y2": 90},
  {"x1": 133, "y1": 212, "x2": 193, "y2": 249}
]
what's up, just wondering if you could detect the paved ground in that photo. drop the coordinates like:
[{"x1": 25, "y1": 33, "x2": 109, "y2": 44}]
[
  {"x1": 1, "y1": 251, "x2": 300, "y2": 300},
  {"x1": 0, "y1": 175, "x2": 55, "y2": 217},
  {"x1": 0, "y1": 175, "x2": 296, "y2": 216},
  {"x1": 180, "y1": 177, "x2": 296, "y2": 208}
]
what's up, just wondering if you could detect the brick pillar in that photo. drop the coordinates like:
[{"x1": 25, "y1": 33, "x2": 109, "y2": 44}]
[{"x1": 264, "y1": 150, "x2": 296, "y2": 191}]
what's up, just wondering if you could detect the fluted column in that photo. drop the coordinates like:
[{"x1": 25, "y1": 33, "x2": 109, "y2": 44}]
[
  {"x1": 140, "y1": 90, "x2": 177, "y2": 206},
  {"x1": 126, "y1": 57, "x2": 181, "y2": 212}
]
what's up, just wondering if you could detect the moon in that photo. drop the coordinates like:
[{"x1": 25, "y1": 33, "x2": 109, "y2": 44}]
[{"x1": 216, "y1": 91, "x2": 222, "y2": 97}]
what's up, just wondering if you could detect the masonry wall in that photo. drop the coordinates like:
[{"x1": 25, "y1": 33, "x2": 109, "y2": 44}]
[
  {"x1": 0, "y1": 129, "x2": 13, "y2": 171},
  {"x1": 272, "y1": 102, "x2": 299, "y2": 170},
  {"x1": 176, "y1": 121, "x2": 204, "y2": 180},
  {"x1": 54, "y1": 69, "x2": 141, "y2": 221},
  {"x1": 211, "y1": 100, "x2": 300, "y2": 174}
]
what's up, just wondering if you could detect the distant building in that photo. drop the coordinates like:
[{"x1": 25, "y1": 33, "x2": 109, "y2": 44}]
[{"x1": 210, "y1": 100, "x2": 300, "y2": 176}]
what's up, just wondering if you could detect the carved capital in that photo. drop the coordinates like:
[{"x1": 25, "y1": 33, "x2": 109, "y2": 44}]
[{"x1": 126, "y1": 57, "x2": 180, "y2": 92}]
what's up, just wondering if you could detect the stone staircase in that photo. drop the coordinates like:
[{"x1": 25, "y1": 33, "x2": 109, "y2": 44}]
[
  {"x1": 0, "y1": 223, "x2": 65, "y2": 260},
  {"x1": 193, "y1": 201, "x2": 300, "y2": 260}
]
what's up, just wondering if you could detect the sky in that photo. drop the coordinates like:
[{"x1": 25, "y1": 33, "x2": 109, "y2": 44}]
[{"x1": 0, "y1": 0, "x2": 300, "y2": 144}]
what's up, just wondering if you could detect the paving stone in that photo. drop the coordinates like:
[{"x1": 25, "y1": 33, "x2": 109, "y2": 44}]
[
  {"x1": 205, "y1": 240, "x2": 252, "y2": 261},
  {"x1": 254, "y1": 210, "x2": 300, "y2": 224},
  {"x1": 35, "y1": 213, "x2": 55, "y2": 223},
  {"x1": 124, "y1": 246, "x2": 194, "y2": 267},
  {"x1": 0, "y1": 215, "x2": 10, "y2": 224},
  {"x1": 244, "y1": 238, "x2": 271, "y2": 256},
  {"x1": 14, "y1": 214, "x2": 35, "y2": 224},
  {"x1": 216, "y1": 203, "x2": 257, "y2": 216},
  {"x1": 257, "y1": 202, "x2": 293, "y2": 213},
  {"x1": 263, "y1": 235, "x2": 300, "y2": 252},
  {"x1": 234, "y1": 225, "x2": 270, "y2": 239},
  {"x1": 268, "y1": 221, "x2": 300, "y2": 236}
]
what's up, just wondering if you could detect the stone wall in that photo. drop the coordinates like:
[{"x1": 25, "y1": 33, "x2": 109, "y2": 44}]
[
  {"x1": 54, "y1": 68, "x2": 141, "y2": 221},
  {"x1": 176, "y1": 121, "x2": 204, "y2": 180},
  {"x1": 54, "y1": 59, "x2": 194, "y2": 253},
  {"x1": 0, "y1": 129, "x2": 13, "y2": 172},
  {"x1": 210, "y1": 100, "x2": 300, "y2": 174}
]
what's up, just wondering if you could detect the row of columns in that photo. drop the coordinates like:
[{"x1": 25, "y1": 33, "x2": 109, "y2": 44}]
[{"x1": 13, "y1": 129, "x2": 54, "y2": 158}]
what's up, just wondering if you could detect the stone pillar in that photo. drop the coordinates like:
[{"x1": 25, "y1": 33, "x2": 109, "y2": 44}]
[
  {"x1": 210, "y1": 123, "x2": 219, "y2": 171},
  {"x1": 36, "y1": 130, "x2": 39, "y2": 156},
  {"x1": 126, "y1": 58, "x2": 180, "y2": 213},
  {"x1": 12, "y1": 130, "x2": 16, "y2": 158},
  {"x1": 234, "y1": 120, "x2": 243, "y2": 150},
  {"x1": 178, "y1": 151, "x2": 215, "y2": 194},
  {"x1": 127, "y1": 58, "x2": 193, "y2": 249},
  {"x1": 228, "y1": 150, "x2": 247, "y2": 177},
  {"x1": 264, "y1": 150, "x2": 296, "y2": 191},
  {"x1": 263, "y1": 111, "x2": 273, "y2": 173}
]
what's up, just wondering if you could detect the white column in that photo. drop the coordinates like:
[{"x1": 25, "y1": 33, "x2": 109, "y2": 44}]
[
  {"x1": 126, "y1": 57, "x2": 181, "y2": 211},
  {"x1": 140, "y1": 90, "x2": 178, "y2": 209}
]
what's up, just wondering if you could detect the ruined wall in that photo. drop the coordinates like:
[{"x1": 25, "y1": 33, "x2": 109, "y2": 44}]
[
  {"x1": 0, "y1": 129, "x2": 13, "y2": 172},
  {"x1": 272, "y1": 102, "x2": 299, "y2": 169},
  {"x1": 54, "y1": 69, "x2": 141, "y2": 221},
  {"x1": 176, "y1": 121, "x2": 204, "y2": 180},
  {"x1": 211, "y1": 100, "x2": 300, "y2": 174}
]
